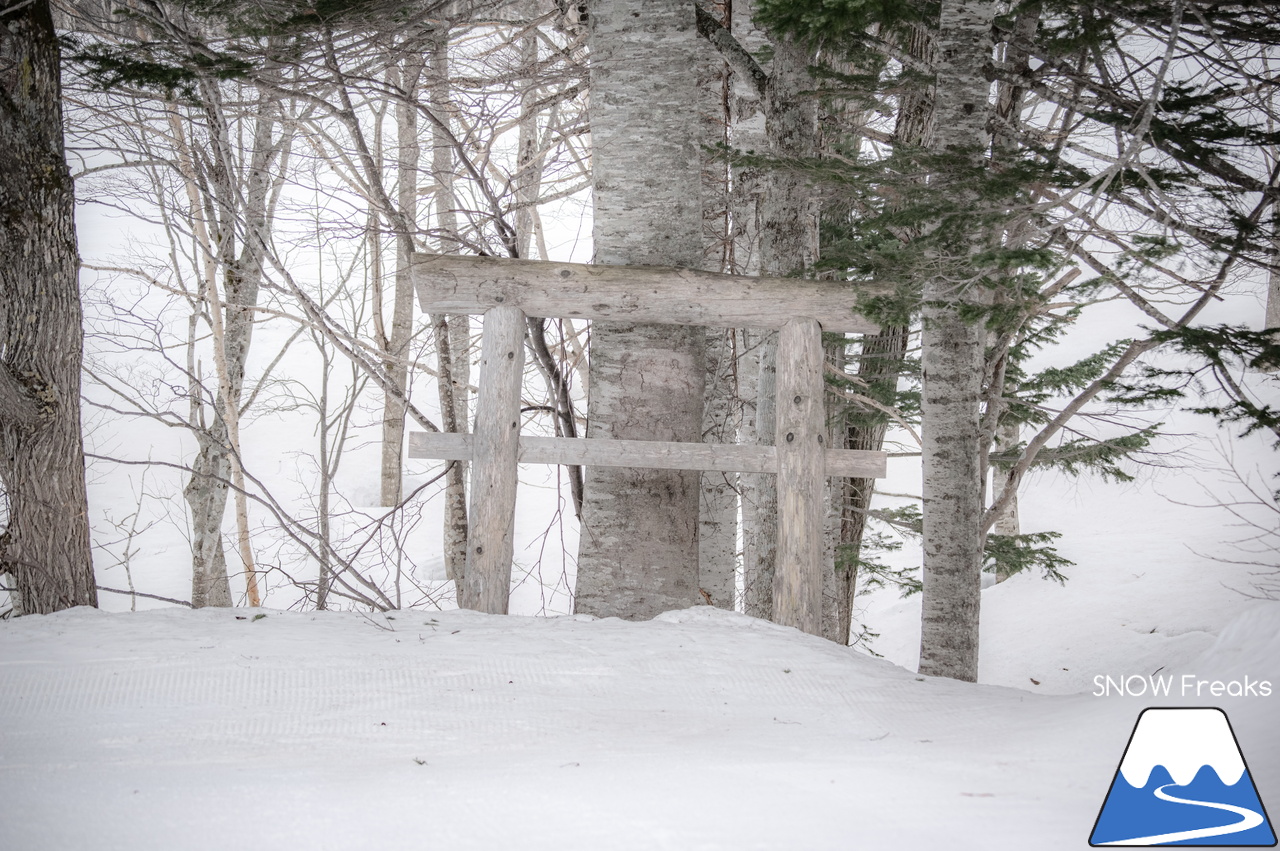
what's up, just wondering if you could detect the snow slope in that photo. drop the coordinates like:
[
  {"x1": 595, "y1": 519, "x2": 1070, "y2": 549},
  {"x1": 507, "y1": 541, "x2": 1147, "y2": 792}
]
[{"x1": 2, "y1": 603, "x2": 1276, "y2": 850}]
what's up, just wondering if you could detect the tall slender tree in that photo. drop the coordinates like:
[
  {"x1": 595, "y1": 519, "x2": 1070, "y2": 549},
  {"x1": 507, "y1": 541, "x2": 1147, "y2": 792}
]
[{"x1": 914, "y1": 0, "x2": 997, "y2": 681}]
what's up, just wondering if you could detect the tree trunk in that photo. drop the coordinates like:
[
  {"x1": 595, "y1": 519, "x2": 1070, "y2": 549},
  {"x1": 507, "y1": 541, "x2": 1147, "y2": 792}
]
[
  {"x1": 699, "y1": 329, "x2": 738, "y2": 608},
  {"x1": 831, "y1": 22, "x2": 935, "y2": 642},
  {"x1": 732, "y1": 2, "x2": 770, "y2": 618},
  {"x1": 984, "y1": 3, "x2": 1037, "y2": 566},
  {"x1": 0, "y1": 0, "x2": 97, "y2": 614},
  {"x1": 315, "y1": 341, "x2": 334, "y2": 610},
  {"x1": 836, "y1": 325, "x2": 911, "y2": 640},
  {"x1": 917, "y1": 0, "x2": 997, "y2": 682},
  {"x1": 1267, "y1": 234, "x2": 1280, "y2": 336},
  {"x1": 427, "y1": 27, "x2": 471, "y2": 591},
  {"x1": 698, "y1": 2, "x2": 738, "y2": 610},
  {"x1": 574, "y1": 0, "x2": 706, "y2": 620},
  {"x1": 740, "y1": 330, "x2": 771, "y2": 617},
  {"x1": 744, "y1": 33, "x2": 821, "y2": 621},
  {"x1": 180, "y1": 77, "x2": 280, "y2": 609},
  {"x1": 821, "y1": 340, "x2": 846, "y2": 642},
  {"x1": 379, "y1": 52, "x2": 425, "y2": 507}
]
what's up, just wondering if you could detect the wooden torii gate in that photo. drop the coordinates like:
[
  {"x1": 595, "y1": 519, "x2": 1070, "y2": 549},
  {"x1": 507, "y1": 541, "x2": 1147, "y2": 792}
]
[{"x1": 408, "y1": 253, "x2": 888, "y2": 635}]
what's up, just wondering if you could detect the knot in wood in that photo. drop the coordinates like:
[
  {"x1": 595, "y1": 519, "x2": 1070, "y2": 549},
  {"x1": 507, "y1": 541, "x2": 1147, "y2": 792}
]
[{"x1": 785, "y1": 432, "x2": 794, "y2": 443}]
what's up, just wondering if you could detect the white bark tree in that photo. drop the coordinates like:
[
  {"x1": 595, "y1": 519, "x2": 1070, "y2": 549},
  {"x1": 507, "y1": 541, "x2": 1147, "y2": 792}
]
[
  {"x1": 916, "y1": 0, "x2": 997, "y2": 682},
  {"x1": 696, "y1": 1, "x2": 738, "y2": 610},
  {"x1": 574, "y1": 0, "x2": 707, "y2": 619}
]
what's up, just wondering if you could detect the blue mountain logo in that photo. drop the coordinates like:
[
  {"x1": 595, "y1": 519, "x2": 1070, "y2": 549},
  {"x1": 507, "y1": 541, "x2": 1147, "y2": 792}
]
[{"x1": 1090, "y1": 707, "x2": 1276, "y2": 846}]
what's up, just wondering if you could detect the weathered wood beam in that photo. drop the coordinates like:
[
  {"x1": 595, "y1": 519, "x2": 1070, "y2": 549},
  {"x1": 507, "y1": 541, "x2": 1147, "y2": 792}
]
[
  {"x1": 408, "y1": 432, "x2": 887, "y2": 479},
  {"x1": 412, "y1": 252, "x2": 884, "y2": 334},
  {"x1": 773, "y1": 317, "x2": 826, "y2": 637},
  {"x1": 461, "y1": 305, "x2": 525, "y2": 615}
]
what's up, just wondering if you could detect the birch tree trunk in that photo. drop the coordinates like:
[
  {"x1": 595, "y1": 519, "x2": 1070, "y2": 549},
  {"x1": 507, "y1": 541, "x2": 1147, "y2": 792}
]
[
  {"x1": 700, "y1": 330, "x2": 738, "y2": 608},
  {"x1": 427, "y1": 27, "x2": 471, "y2": 590},
  {"x1": 989, "y1": 419, "x2": 1021, "y2": 557},
  {"x1": 836, "y1": 326, "x2": 912, "y2": 639},
  {"x1": 379, "y1": 52, "x2": 425, "y2": 507},
  {"x1": 0, "y1": 0, "x2": 97, "y2": 613},
  {"x1": 1266, "y1": 233, "x2": 1280, "y2": 366},
  {"x1": 698, "y1": 2, "x2": 738, "y2": 609},
  {"x1": 574, "y1": 0, "x2": 706, "y2": 620},
  {"x1": 181, "y1": 77, "x2": 281, "y2": 608},
  {"x1": 731, "y1": 4, "x2": 772, "y2": 619},
  {"x1": 917, "y1": 0, "x2": 996, "y2": 682}
]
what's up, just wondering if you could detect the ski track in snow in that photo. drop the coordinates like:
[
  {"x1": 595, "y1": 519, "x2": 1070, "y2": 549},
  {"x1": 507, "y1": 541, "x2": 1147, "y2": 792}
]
[{"x1": 1099, "y1": 783, "x2": 1265, "y2": 846}]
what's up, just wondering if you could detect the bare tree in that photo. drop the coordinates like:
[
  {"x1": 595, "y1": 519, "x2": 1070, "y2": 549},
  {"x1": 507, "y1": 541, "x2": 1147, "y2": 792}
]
[{"x1": 66, "y1": 0, "x2": 592, "y2": 612}]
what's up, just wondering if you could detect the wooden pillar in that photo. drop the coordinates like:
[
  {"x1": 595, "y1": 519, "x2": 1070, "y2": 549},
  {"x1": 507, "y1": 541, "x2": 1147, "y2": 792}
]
[
  {"x1": 773, "y1": 316, "x2": 825, "y2": 635},
  {"x1": 461, "y1": 304, "x2": 525, "y2": 613}
]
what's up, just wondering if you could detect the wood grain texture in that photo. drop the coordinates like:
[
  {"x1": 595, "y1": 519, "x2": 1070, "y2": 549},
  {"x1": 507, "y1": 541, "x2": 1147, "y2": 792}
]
[
  {"x1": 412, "y1": 252, "x2": 883, "y2": 334},
  {"x1": 460, "y1": 305, "x2": 525, "y2": 614},
  {"x1": 409, "y1": 432, "x2": 886, "y2": 478},
  {"x1": 772, "y1": 317, "x2": 826, "y2": 636}
]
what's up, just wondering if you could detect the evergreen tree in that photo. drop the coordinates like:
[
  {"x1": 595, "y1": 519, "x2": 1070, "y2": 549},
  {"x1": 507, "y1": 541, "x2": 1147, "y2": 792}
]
[{"x1": 753, "y1": 0, "x2": 1280, "y2": 675}]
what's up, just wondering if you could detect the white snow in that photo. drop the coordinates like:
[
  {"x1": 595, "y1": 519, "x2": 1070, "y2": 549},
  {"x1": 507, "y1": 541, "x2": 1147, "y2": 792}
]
[
  {"x1": 1118, "y1": 708, "x2": 1245, "y2": 787},
  {"x1": 2, "y1": 600, "x2": 1277, "y2": 850}
]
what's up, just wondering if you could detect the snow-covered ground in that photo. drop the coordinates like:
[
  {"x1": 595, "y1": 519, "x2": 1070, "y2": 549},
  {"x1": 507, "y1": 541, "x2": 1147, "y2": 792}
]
[
  {"x1": 13, "y1": 150, "x2": 1278, "y2": 849},
  {"x1": 2, "y1": 594, "x2": 1276, "y2": 850},
  {"x1": 20, "y1": 260, "x2": 1280, "y2": 847}
]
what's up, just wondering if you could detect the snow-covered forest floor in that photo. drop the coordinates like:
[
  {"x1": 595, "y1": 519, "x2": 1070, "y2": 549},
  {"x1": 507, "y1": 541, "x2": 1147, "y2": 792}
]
[
  {"x1": 7, "y1": 394, "x2": 1280, "y2": 850},
  {"x1": 2, "y1": 559, "x2": 1276, "y2": 849}
]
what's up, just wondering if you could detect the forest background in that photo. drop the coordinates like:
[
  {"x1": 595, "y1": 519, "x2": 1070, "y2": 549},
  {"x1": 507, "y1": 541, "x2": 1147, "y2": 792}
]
[{"x1": 1, "y1": 0, "x2": 1278, "y2": 684}]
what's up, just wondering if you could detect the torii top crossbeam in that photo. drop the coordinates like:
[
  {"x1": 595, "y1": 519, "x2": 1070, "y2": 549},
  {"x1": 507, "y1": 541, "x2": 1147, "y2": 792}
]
[{"x1": 410, "y1": 252, "x2": 885, "y2": 334}]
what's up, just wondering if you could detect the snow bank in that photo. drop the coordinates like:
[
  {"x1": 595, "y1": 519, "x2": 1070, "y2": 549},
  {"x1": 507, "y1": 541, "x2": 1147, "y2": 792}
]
[{"x1": 1, "y1": 605, "x2": 1274, "y2": 850}]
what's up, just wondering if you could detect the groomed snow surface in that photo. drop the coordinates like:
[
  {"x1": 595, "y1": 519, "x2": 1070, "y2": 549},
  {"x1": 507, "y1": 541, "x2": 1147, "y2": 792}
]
[{"x1": 2, "y1": 598, "x2": 1277, "y2": 850}]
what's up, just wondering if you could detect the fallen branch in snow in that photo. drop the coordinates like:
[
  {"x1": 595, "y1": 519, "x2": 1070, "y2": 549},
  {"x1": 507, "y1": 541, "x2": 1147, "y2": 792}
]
[{"x1": 96, "y1": 586, "x2": 192, "y2": 608}]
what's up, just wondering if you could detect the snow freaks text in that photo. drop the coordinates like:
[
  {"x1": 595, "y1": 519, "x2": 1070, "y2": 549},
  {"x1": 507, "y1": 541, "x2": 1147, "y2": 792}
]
[{"x1": 1092, "y1": 675, "x2": 1273, "y2": 698}]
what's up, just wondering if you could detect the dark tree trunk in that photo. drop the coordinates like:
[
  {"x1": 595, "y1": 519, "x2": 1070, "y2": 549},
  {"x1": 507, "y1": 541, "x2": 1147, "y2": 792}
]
[
  {"x1": 0, "y1": 0, "x2": 97, "y2": 613},
  {"x1": 831, "y1": 22, "x2": 936, "y2": 642},
  {"x1": 835, "y1": 323, "x2": 911, "y2": 641}
]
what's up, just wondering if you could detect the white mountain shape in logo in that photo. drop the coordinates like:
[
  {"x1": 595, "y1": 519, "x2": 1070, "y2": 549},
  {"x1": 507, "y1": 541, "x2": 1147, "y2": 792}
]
[{"x1": 1119, "y1": 708, "x2": 1246, "y2": 788}]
